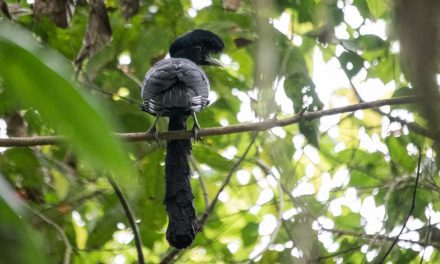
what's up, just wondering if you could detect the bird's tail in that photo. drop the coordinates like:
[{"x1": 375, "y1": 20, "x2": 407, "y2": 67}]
[{"x1": 164, "y1": 116, "x2": 198, "y2": 249}]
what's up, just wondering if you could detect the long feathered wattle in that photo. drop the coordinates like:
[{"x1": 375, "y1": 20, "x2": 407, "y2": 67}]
[{"x1": 164, "y1": 116, "x2": 198, "y2": 249}]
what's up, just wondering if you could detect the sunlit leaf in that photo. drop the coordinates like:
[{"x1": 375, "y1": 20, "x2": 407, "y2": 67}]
[{"x1": 366, "y1": 0, "x2": 388, "y2": 18}]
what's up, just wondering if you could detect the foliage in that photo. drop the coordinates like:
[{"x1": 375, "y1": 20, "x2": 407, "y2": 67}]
[{"x1": 0, "y1": 0, "x2": 439, "y2": 263}]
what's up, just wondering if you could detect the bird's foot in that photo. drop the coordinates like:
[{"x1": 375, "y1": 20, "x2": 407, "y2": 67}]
[
  {"x1": 191, "y1": 124, "x2": 202, "y2": 143},
  {"x1": 146, "y1": 114, "x2": 162, "y2": 146},
  {"x1": 147, "y1": 126, "x2": 161, "y2": 146},
  {"x1": 191, "y1": 112, "x2": 203, "y2": 143}
]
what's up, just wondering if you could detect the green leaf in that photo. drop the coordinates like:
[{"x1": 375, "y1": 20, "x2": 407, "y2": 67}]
[
  {"x1": 265, "y1": 140, "x2": 296, "y2": 184},
  {"x1": 137, "y1": 150, "x2": 167, "y2": 240},
  {"x1": 23, "y1": 109, "x2": 45, "y2": 135},
  {"x1": 336, "y1": 149, "x2": 390, "y2": 187},
  {"x1": 140, "y1": 229, "x2": 162, "y2": 249},
  {"x1": 1, "y1": 147, "x2": 43, "y2": 188},
  {"x1": 0, "y1": 23, "x2": 135, "y2": 186},
  {"x1": 353, "y1": 0, "x2": 371, "y2": 17},
  {"x1": 87, "y1": 195, "x2": 123, "y2": 248},
  {"x1": 241, "y1": 222, "x2": 259, "y2": 247},
  {"x1": 260, "y1": 250, "x2": 278, "y2": 264},
  {"x1": 283, "y1": 47, "x2": 308, "y2": 77},
  {"x1": 350, "y1": 170, "x2": 381, "y2": 187},
  {"x1": 367, "y1": 55, "x2": 396, "y2": 84},
  {"x1": 0, "y1": 83, "x2": 19, "y2": 114},
  {"x1": 334, "y1": 206, "x2": 361, "y2": 228},
  {"x1": 358, "y1": 34, "x2": 387, "y2": 51},
  {"x1": 52, "y1": 169, "x2": 70, "y2": 200},
  {"x1": 366, "y1": 0, "x2": 388, "y2": 18},
  {"x1": 340, "y1": 35, "x2": 387, "y2": 54},
  {"x1": 338, "y1": 51, "x2": 364, "y2": 78},
  {"x1": 284, "y1": 73, "x2": 323, "y2": 147},
  {"x1": 392, "y1": 86, "x2": 414, "y2": 98},
  {"x1": 193, "y1": 144, "x2": 234, "y2": 171},
  {"x1": 394, "y1": 250, "x2": 418, "y2": 263},
  {"x1": 299, "y1": 120, "x2": 320, "y2": 148},
  {"x1": 0, "y1": 175, "x2": 45, "y2": 264},
  {"x1": 385, "y1": 136, "x2": 417, "y2": 173}
]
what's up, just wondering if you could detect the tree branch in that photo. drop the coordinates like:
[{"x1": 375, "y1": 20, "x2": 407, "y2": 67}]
[
  {"x1": 189, "y1": 156, "x2": 209, "y2": 209},
  {"x1": 27, "y1": 206, "x2": 72, "y2": 264},
  {"x1": 159, "y1": 249, "x2": 181, "y2": 264},
  {"x1": 346, "y1": 75, "x2": 438, "y2": 141},
  {"x1": 378, "y1": 147, "x2": 422, "y2": 262},
  {"x1": 420, "y1": 216, "x2": 432, "y2": 264},
  {"x1": 199, "y1": 133, "x2": 257, "y2": 227},
  {"x1": 107, "y1": 175, "x2": 145, "y2": 264},
  {"x1": 0, "y1": 96, "x2": 424, "y2": 147}
]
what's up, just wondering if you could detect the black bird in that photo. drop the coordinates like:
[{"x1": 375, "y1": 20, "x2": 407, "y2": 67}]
[{"x1": 141, "y1": 29, "x2": 224, "y2": 249}]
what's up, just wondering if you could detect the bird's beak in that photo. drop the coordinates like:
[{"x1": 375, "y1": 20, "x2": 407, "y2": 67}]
[{"x1": 205, "y1": 55, "x2": 223, "y2": 66}]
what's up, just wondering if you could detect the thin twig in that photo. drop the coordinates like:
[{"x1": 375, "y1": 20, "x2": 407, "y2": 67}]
[
  {"x1": 0, "y1": 96, "x2": 424, "y2": 147},
  {"x1": 118, "y1": 66, "x2": 143, "y2": 87},
  {"x1": 87, "y1": 83, "x2": 141, "y2": 105},
  {"x1": 199, "y1": 133, "x2": 258, "y2": 227},
  {"x1": 247, "y1": 160, "x2": 284, "y2": 263},
  {"x1": 160, "y1": 134, "x2": 258, "y2": 264},
  {"x1": 198, "y1": 174, "x2": 209, "y2": 209},
  {"x1": 312, "y1": 245, "x2": 363, "y2": 262},
  {"x1": 80, "y1": 72, "x2": 141, "y2": 105},
  {"x1": 344, "y1": 66, "x2": 430, "y2": 258},
  {"x1": 323, "y1": 228, "x2": 440, "y2": 249},
  {"x1": 419, "y1": 216, "x2": 432, "y2": 264},
  {"x1": 377, "y1": 148, "x2": 423, "y2": 262},
  {"x1": 27, "y1": 206, "x2": 72, "y2": 264},
  {"x1": 159, "y1": 249, "x2": 182, "y2": 264},
  {"x1": 190, "y1": 156, "x2": 209, "y2": 208},
  {"x1": 106, "y1": 175, "x2": 145, "y2": 264},
  {"x1": 363, "y1": 177, "x2": 399, "y2": 262}
]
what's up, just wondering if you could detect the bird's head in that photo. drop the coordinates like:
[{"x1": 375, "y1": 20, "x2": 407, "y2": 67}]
[{"x1": 169, "y1": 29, "x2": 224, "y2": 66}]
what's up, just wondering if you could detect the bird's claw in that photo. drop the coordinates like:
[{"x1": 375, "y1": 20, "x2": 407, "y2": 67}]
[
  {"x1": 191, "y1": 112, "x2": 203, "y2": 143},
  {"x1": 147, "y1": 126, "x2": 161, "y2": 147},
  {"x1": 146, "y1": 114, "x2": 162, "y2": 146},
  {"x1": 191, "y1": 125, "x2": 202, "y2": 143}
]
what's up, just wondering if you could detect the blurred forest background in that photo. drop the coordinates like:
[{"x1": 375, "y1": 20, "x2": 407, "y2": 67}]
[{"x1": 1, "y1": 0, "x2": 440, "y2": 263}]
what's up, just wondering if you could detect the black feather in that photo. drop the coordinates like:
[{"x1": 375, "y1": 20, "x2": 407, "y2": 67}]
[
  {"x1": 169, "y1": 29, "x2": 224, "y2": 65},
  {"x1": 164, "y1": 116, "x2": 198, "y2": 249}
]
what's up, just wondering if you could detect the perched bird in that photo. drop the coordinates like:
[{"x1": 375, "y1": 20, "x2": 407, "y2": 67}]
[{"x1": 141, "y1": 29, "x2": 224, "y2": 249}]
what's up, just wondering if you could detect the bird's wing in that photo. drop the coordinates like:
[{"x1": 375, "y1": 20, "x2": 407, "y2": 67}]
[
  {"x1": 141, "y1": 58, "x2": 210, "y2": 115},
  {"x1": 142, "y1": 59, "x2": 179, "y2": 95}
]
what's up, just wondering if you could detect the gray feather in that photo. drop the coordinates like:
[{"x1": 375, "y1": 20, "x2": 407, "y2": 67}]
[{"x1": 141, "y1": 58, "x2": 210, "y2": 117}]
